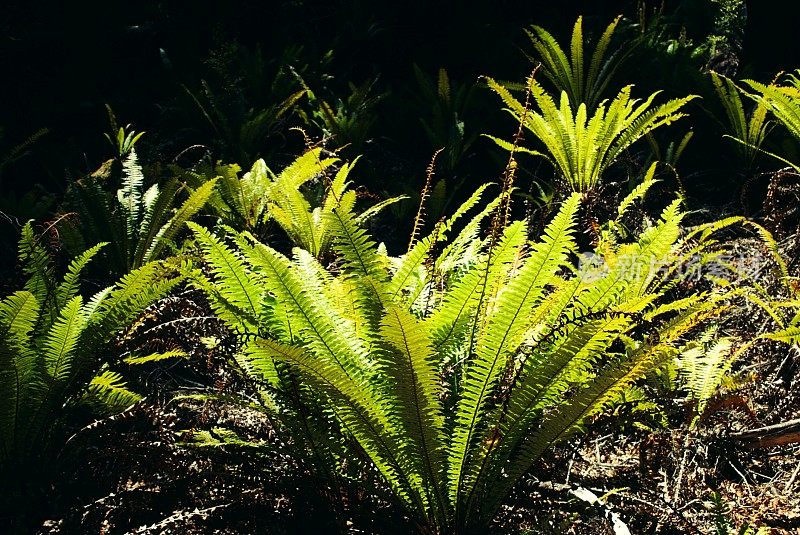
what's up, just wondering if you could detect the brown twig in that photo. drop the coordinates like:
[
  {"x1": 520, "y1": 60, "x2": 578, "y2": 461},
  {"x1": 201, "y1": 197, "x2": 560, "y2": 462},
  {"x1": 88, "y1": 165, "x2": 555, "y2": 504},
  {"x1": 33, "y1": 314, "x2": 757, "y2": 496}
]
[
  {"x1": 729, "y1": 417, "x2": 800, "y2": 448},
  {"x1": 408, "y1": 148, "x2": 442, "y2": 253}
]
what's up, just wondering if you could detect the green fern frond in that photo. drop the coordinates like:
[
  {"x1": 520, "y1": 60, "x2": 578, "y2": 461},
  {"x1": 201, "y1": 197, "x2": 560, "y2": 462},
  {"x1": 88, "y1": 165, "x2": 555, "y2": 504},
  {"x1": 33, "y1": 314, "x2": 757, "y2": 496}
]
[
  {"x1": 56, "y1": 242, "x2": 107, "y2": 309},
  {"x1": 711, "y1": 71, "x2": 772, "y2": 167},
  {"x1": 488, "y1": 77, "x2": 697, "y2": 192},
  {"x1": 257, "y1": 336, "x2": 418, "y2": 510},
  {"x1": 677, "y1": 335, "x2": 735, "y2": 425},
  {"x1": 123, "y1": 350, "x2": 187, "y2": 365},
  {"x1": 526, "y1": 15, "x2": 627, "y2": 108},
  {"x1": 140, "y1": 177, "x2": 218, "y2": 265},
  {"x1": 327, "y1": 206, "x2": 390, "y2": 308},
  {"x1": 183, "y1": 427, "x2": 265, "y2": 448},
  {"x1": 243, "y1": 241, "x2": 371, "y2": 375},
  {"x1": 119, "y1": 149, "x2": 145, "y2": 241},
  {"x1": 18, "y1": 222, "x2": 54, "y2": 305},
  {"x1": 764, "y1": 326, "x2": 800, "y2": 345},
  {"x1": 379, "y1": 305, "x2": 448, "y2": 520},
  {"x1": 43, "y1": 296, "x2": 85, "y2": 383},
  {"x1": 617, "y1": 162, "x2": 659, "y2": 219},
  {"x1": 188, "y1": 222, "x2": 262, "y2": 328},
  {"x1": 743, "y1": 72, "x2": 800, "y2": 171},
  {"x1": 87, "y1": 370, "x2": 142, "y2": 412},
  {"x1": 0, "y1": 291, "x2": 40, "y2": 453}
]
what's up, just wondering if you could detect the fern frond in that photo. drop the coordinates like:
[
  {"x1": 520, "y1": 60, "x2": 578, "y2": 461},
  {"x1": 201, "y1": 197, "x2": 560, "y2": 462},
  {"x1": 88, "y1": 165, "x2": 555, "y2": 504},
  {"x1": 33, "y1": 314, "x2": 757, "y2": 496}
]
[
  {"x1": 617, "y1": 162, "x2": 658, "y2": 218},
  {"x1": 43, "y1": 296, "x2": 85, "y2": 383},
  {"x1": 677, "y1": 336, "x2": 735, "y2": 425},
  {"x1": 123, "y1": 350, "x2": 187, "y2": 365},
  {"x1": 379, "y1": 305, "x2": 448, "y2": 520},
  {"x1": 526, "y1": 15, "x2": 627, "y2": 108},
  {"x1": 327, "y1": 206, "x2": 390, "y2": 309},
  {"x1": 242, "y1": 241, "x2": 370, "y2": 375},
  {"x1": 56, "y1": 242, "x2": 107, "y2": 309},
  {"x1": 489, "y1": 77, "x2": 696, "y2": 191},
  {"x1": 140, "y1": 177, "x2": 218, "y2": 265},
  {"x1": 18, "y1": 222, "x2": 54, "y2": 305},
  {"x1": 764, "y1": 326, "x2": 800, "y2": 345},
  {"x1": 119, "y1": 149, "x2": 145, "y2": 240},
  {"x1": 188, "y1": 222, "x2": 262, "y2": 328},
  {"x1": 87, "y1": 370, "x2": 142, "y2": 412},
  {"x1": 0, "y1": 291, "x2": 40, "y2": 453},
  {"x1": 257, "y1": 337, "x2": 420, "y2": 512}
]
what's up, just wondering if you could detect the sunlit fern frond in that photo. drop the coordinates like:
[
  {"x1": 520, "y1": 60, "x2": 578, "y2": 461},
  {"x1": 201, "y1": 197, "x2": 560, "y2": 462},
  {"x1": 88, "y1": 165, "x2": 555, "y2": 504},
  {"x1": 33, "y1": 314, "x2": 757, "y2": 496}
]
[
  {"x1": 87, "y1": 369, "x2": 142, "y2": 413},
  {"x1": 711, "y1": 71, "x2": 772, "y2": 167},
  {"x1": 526, "y1": 15, "x2": 628, "y2": 108},
  {"x1": 676, "y1": 331, "x2": 735, "y2": 426},
  {"x1": 742, "y1": 71, "x2": 800, "y2": 171}
]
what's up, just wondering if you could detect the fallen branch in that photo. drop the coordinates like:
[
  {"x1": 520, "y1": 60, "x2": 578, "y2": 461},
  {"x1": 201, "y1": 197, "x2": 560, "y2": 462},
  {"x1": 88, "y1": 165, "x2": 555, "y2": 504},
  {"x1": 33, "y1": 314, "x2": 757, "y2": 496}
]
[{"x1": 729, "y1": 417, "x2": 800, "y2": 448}]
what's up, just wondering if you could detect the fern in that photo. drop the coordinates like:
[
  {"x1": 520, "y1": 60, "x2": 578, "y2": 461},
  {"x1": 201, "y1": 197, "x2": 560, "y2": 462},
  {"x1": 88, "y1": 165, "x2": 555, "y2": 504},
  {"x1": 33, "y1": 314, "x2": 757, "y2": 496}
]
[
  {"x1": 87, "y1": 370, "x2": 142, "y2": 412},
  {"x1": 119, "y1": 149, "x2": 146, "y2": 241},
  {"x1": 676, "y1": 331, "x2": 735, "y2": 426},
  {"x1": 181, "y1": 148, "x2": 404, "y2": 255},
  {"x1": 742, "y1": 71, "x2": 800, "y2": 171},
  {"x1": 487, "y1": 78, "x2": 697, "y2": 192},
  {"x1": 62, "y1": 144, "x2": 215, "y2": 279},
  {"x1": 0, "y1": 225, "x2": 176, "y2": 496},
  {"x1": 190, "y1": 175, "x2": 744, "y2": 531},
  {"x1": 711, "y1": 71, "x2": 772, "y2": 169},
  {"x1": 526, "y1": 15, "x2": 629, "y2": 109}
]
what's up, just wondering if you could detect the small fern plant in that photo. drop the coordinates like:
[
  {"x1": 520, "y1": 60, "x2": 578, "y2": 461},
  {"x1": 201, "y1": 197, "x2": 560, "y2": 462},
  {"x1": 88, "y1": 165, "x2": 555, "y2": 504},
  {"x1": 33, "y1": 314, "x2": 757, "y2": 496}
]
[
  {"x1": 487, "y1": 77, "x2": 697, "y2": 192},
  {"x1": 526, "y1": 15, "x2": 629, "y2": 109},
  {"x1": 61, "y1": 148, "x2": 217, "y2": 279},
  {"x1": 413, "y1": 65, "x2": 479, "y2": 173},
  {"x1": 190, "y1": 173, "x2": 740, "y2": 531},
  {"x1": 181, "y1": 147, "x2": 403, "y2": 257},
  {"x1": 0, "y1": 223, "x2": 178, "y2": 496}
]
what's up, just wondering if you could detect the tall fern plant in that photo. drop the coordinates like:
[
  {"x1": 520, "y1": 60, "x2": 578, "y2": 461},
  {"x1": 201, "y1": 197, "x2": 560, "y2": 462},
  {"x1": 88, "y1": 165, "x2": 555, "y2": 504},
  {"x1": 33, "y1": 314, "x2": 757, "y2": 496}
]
[
  {"x1": 710, "y1": 71, "x2": 772, "y2": 171},
  {"x1": 488, "y1": 77, "x2": 697, "y2": 192},
  {"x1": 190, "y1": 179, "x2": 739, "y2": 531},
  {"x1": 0, "y1": 224, "x2": 178, "y2": 515}
]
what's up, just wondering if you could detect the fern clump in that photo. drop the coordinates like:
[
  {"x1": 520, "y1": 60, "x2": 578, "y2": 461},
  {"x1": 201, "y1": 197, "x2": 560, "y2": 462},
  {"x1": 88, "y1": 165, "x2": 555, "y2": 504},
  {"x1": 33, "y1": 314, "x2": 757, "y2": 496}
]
[
  {"x1": 0, "y1": 223, "x2": 178, "y2": 511},
  {"x1": 710, "y1": 71, "x2": 772, "y2": 171},
  {"x1": 189, "y1": 164, "x2": 744, "y2": 531},
  {"x1": 741, "y1": 70, "x2": 800, "y2": 172}
]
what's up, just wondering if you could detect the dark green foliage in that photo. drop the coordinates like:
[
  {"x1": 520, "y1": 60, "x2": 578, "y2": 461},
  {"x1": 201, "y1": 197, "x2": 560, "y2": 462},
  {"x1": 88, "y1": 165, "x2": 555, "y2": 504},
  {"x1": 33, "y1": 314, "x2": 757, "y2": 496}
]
[
  {"x1": 60, "y1": 149, "x2": 217, "y2": 279},
  {"x1": 0, "y1": 223, "x2": 178, "y2": 518},
  {"x1": 178, "y1": 42, "x2": 309, "y2": 164},
  {"x1": 413, "y1": 65, "x2": 479, "y2": 174},
  {"x1": 295, "y1": 74, "x2": 387, "y2": 155}
]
